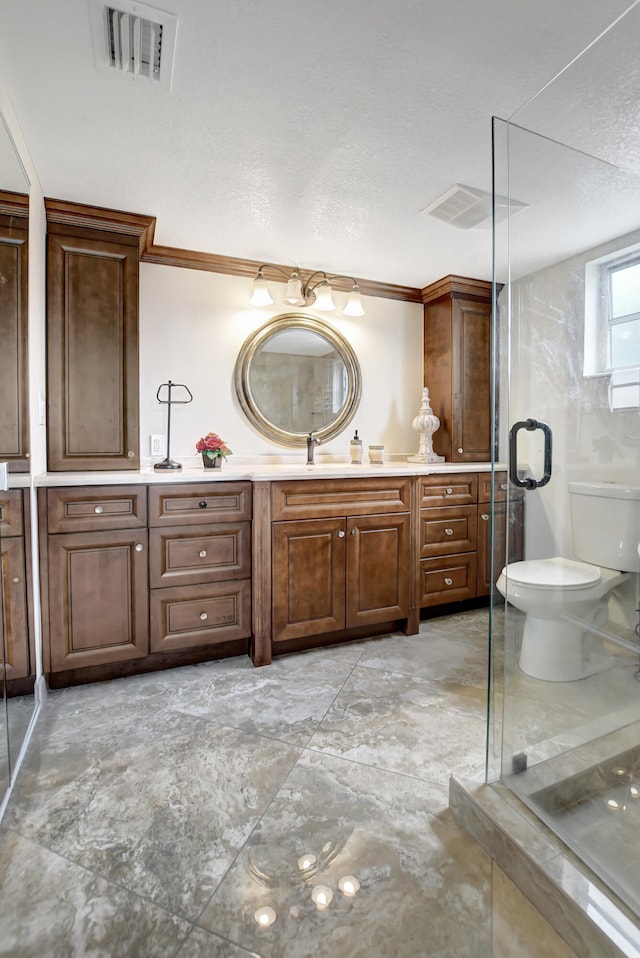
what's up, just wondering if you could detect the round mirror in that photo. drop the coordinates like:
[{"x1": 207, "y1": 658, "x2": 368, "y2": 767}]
[{"x1": 235, "y1": 314, "x2": 361, "y2": 446}]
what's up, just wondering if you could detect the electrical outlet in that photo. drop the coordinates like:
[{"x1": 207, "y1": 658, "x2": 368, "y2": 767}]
[{"x1": 150, "y1": 435, "x2": 165, "y2": 457}]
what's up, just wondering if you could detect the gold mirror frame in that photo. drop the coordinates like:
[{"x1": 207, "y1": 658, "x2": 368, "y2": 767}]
[{"x1": 234, "y1": 313, "x2": 362, "y2": 446}]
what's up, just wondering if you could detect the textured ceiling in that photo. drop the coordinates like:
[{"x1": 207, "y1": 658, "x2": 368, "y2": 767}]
[{"x1": 0, "y1": 0, "x2": 638, "y2": 288}]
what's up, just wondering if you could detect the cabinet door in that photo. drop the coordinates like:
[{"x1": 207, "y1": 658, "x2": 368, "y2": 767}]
[
  {"x1": 477, "y1": 499, "x2": 525, "y2": 596},
  {"x1": 46, "y1": 233, "x2": 139, "y2": 471},
  {"x1": 272, "y1": 518, "x2": 346, "y2": 643},
  {"x1": 451, "y1": 297, "x2": 492, "y2": 462},
  {"x1": 0, "y1": 212, "x2": 29, "y2": 469},
  {"x1": 1, "y1": 537, "x2": 29, "y2": 680},
  {"x1": 346, "y1": 513, "x2": 411, "y2": 628},
  {"x1": 48, "y1": 529, "x2": 148, "y2": 670},
  {"x1": 150, "y1": 580, "x2": 251, "y2": 653}
]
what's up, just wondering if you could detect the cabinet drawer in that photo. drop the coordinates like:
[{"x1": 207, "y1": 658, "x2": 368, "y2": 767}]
[
  {"x1": 478, "y1": 471, "x2": 509, "y2": 503},
  {"x1": 149, "y1": 482, "x2": 252, "y2": 526},
  {"x1": 47, "y1": 485, "x2": 147, "y2": 533},
  {"x1": 419, "y1": 473, "x2": 477, "y2": 507},
  {"x1": 0, "y1": 490, "x2": 23, "y2": 536},
  {"x1": 272, "y1": 477, "x2": 412, "y2": 520},
  {"x1": 150, "y1": 579, "x2": 251, "y2": 652},
  {"x1": 419, "y1": 553, "x2": 477, "y2": 607},
  {"x1": 419, "y1": 505, "x2": 477, "y2": 557},
  {"x1": 149, "y1": 522, "x2": 251, "y2": 588}
]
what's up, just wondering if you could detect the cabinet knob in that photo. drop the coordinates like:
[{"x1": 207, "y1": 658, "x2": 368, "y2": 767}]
[
  {"x1": 337, "y1": 530, "x2": 345, "y2": 538},
  {"x1": 481, "y1": 513, "x2": 490, "y2": 521},
  {"x1": 12, "y1": 577, "x2": 19, "y2": 583},
  {"x1": 457, "y1": 448, "x2": 463, "y2": 454},
  {"x1": 445, "y1": 487, "x2": 453, "y2": 495},
  {"x1": 199, "y1": 500, "x2": 208, "y2": 509},
  {"x1": 199, "y1": 612, "x2": 208, "y2": 621},
  {"x1": 350, "y1": 528, "x2": 357, "y2": 535},
  {"x1": 199, "y1": 550, "x2": 207, "y2": 558},
  {"x1": 94, "y1": 505, "x2": 104, "y2": 514},
  {"x1": 128, "y1": 451, "x2": 135, "y2": 459},
  {"x1": 444, "y1": 577, "x2": 453, "y2": 586},
  {"x1": 500, "y1": 482, "x2": 507, "y2": 490},
  {"x1": 135, "y1": 543, "x2": 144, "y2": 552},
  {"x1": 444, "y1": 528, "x2": 454, "y2": 536}
]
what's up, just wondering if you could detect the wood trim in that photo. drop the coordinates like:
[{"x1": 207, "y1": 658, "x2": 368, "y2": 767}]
[
  {"x1": 0, "y1": 190, "x2": 28, "y2": 218},
  {"x1": 251, "y1": 481, "x2": 272, "y2": 666},
  {"x1": 421, "y1": 274, "x2": 493, "y2": 304},
  {"x1": 45, "y1": 198, "x2": 156, "y2": 254},
  {"x1": 141, "y1": 245, "x2": 423, "y2": 303}
]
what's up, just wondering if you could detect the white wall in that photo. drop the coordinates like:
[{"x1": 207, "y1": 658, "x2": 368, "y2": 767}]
[
  {"x1": 504, "y1": 233, "x2": 640, "y2": 561},
  {"x1": 140, "y1": 264, "x2": 424, "y2": 464}
]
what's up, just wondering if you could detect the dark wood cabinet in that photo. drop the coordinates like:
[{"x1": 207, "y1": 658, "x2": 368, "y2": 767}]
[
  {"x1": 423, "y1": 276, "x2": 493, "y2": 463},
  {"x1": 148, "y1": 482, "x2": 252, "y2": 654},
  {"x1": 45, "y1": 200, "x2": 154, "y2": 472},
  {"x1": 0, "y1": 490, "x2": 31, "y2": 684},
  {"x1": 0, "y1": 192, "x2": 29, "y2": 471},
  {"x1": 270, "y1": 478, "x2": 413, "y2": 646}
]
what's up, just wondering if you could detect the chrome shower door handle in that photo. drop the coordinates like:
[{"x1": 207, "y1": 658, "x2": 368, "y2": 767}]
[{"x1": 508, "y1": 418, "x2": 552, "y2": 490}]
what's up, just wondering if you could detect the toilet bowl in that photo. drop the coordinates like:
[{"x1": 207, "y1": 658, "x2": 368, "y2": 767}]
[{"x1": 497, "y1": 481, "x2": 640, "y2": 682}]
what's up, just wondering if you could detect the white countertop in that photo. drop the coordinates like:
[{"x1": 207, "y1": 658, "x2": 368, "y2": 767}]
[{"x1": 20, "y1": 459, "x2": 503, "y2": 487}]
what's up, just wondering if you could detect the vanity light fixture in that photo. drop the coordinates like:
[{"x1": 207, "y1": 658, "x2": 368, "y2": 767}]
[{"x1": 249, "y1": 265, "x2": 365, "y2": 316}]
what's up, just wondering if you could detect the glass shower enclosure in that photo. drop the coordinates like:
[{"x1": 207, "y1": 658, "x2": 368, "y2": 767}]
[{"x1": 490, "y1": 95, "x2": 640, "y2": 919}]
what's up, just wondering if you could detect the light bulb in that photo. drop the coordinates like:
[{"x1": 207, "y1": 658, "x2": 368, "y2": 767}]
[
  {"x1": 338, "y1": 875, "x2": 360, "y2": 897},
  {"x1": 249, "y1": 270, "x2": 274, "y2": 306},
  {"x1": 313, "y1": 280, "x2": 336, "y2": 311},
  {"x1": 311, "y1": 885, "x2": 333, "y2": 909},
  {"x1": 284, "y1": 272, "x2": 305, "y2": 306},
  {"x1": 297, "y1": 853, "x2": 317, "y2": 871},
  {"x1": 342, "y1": 284, "x2": 365, "y2": 317},
  {"x1": 254, "y1": 906, "x2": 276, "y2": 927}
]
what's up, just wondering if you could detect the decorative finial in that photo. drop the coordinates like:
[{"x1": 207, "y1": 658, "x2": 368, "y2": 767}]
[{"x1": 407, "y1": 387, "x2": 445, "y2": 463}]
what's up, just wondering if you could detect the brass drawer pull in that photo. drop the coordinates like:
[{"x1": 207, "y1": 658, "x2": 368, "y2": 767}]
[
  {"x1": 199, "y1": 500, "x2": 208, "y2": 509},
  {"x1": 444, "y1": 577, "x2": 453, "y2": 586},
  {"x1": 200, "y1": 612, "x2": 208, "y2": 621},
  {"x1": 94, "y1": 505, "x2": 104, "y2": 514},
  {"x1": 481, "y1": 513, "x2": 489, "y2": 521},
  {"x1": 444, "y1": 528, "x2": 454, "y2": 536},
  {"x1": 199, "y1": 550, "x2": 207, "y2": 558}
]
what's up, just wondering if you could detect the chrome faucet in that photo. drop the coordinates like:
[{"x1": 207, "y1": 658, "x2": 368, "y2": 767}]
[{"x1": 306, "y1": 432, "x2": 320, "y2": 465}]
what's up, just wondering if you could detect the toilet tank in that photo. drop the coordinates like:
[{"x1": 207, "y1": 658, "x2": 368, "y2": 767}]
[{"x1": 569, "y1": 481, "x2": 640, "y2": 572}]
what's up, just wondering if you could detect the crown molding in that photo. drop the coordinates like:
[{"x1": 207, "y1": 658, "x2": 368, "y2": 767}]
[
  {"x1": 421, "y1": 274, "x2": 493, "y2": 304},
  {"x1": 45, "y1": 198, "x2": 156, "y2": 253},
  {"x1": 0, "y1": 189, "x2": 28, "y2": 218}
]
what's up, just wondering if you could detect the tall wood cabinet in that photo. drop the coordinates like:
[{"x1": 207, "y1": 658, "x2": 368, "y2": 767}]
[
  {"x1": 422, "y1": 276, "x2": 494, "y2": 463},
  {"x1": 45, "y1": 200, "x2": 155, "y2": 471},
  {"x1": 1, "y1": 489, "x2": 33, "y2": 686},
  {"x1": 0, "y1": 192, "x2": 29, "y2": 471}
]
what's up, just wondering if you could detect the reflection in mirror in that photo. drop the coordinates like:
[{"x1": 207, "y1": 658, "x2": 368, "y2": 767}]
[
  {"x1": 235, "y1": 314, "x2": 361, "y2": 446},
  {"x1": 0, "y1": 105, "x2": 33, "y2": 808}
]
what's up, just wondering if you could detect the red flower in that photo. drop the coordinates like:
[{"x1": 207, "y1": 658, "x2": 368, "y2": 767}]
[{"x1": 196, "y1": 432, "x2": 232, "y2": 458}]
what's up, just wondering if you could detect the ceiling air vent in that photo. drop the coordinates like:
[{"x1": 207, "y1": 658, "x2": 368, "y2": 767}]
[
  {"x1": 422, "y1": 184, "x2": 527, "y2": 230},
  {"x1": 89, "y1": 0, "x2": 178, "y2": 91}
]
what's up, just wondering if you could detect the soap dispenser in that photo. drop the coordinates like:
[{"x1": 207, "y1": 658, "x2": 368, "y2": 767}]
[{"x1": 349, "y1": 430, "x2": 363, "y2": 464}]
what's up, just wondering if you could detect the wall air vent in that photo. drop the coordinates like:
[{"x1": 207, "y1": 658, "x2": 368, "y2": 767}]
[
  {"x1": 89, "y1": 0, "x2": 178, "y2": 92},
  {"x1": 422, "y1": 183, "x2": 528, "y2": 230}
]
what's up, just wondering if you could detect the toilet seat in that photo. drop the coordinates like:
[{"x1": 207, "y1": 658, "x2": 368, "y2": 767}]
[{"x1": 501, "y1": 557, "x2": 601, "y2": 591}]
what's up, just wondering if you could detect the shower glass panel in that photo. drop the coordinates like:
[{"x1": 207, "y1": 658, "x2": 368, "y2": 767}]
[{"x1": 490, "y1": 116, "x2": 640, "y2": 917}]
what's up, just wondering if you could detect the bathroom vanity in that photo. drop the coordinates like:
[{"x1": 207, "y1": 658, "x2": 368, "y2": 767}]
[{"x1": 31, "y1": 463, "x2": 521, "y2": 686}]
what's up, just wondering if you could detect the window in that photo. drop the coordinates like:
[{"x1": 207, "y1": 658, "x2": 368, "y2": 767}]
[{"x1": 584, "y1": 243, "x2": 640, "y2": 378}]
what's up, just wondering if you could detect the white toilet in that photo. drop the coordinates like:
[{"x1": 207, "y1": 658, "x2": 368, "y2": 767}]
[{"x1": 497, "y1": 481, "x2": 640, "y2": 681}]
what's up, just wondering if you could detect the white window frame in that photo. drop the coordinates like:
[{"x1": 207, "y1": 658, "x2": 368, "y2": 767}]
[{"x1": 584, "y1": 242, "x2": 640, "y2": 377}]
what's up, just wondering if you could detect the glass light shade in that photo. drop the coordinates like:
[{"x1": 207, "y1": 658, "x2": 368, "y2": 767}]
[
  {"x1": 342, "y1": 285, "x2": 365, "y2": 317},
  {"x1": 250, "y1": 272, "x2": 274, "y2": 306},
  {"x1": 314, "y1": 280, "x2": 336, "y2": 311},
  {"x1": 284, "y1": 273, "x2": 305, "y2": 306}
]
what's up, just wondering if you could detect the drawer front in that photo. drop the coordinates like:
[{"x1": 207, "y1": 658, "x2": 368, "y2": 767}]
[
  {"x1": 419, "y1": 505, "x2": 477, "y2": 557},
  {"x1": 47, "y1": 485, "x2": 147, "y2": 533},
  {"x1": 0, "y1": 490, "x2": 23, "y2": 537},
  {"x1": 149, "y1": 522, "x2": 251, "y2": 588},
  {"x1": 478, "y1": 471, "x2": 509, "y2": 503},
  {"x1": 150, "y1": 579, "x2": 251, "y2": 653},
  {"x1": 419, "y1": 473, "x2": 477, "y2": 507},
  {"x1": 149, "y1": 482, "x2": 252, "y2": 527},
  {"x1": 272, "y1": 477, "x2": 412, "y2": 520},
  {"x1": 419, "y1": 553, "x2": 477, "y2": 607}
]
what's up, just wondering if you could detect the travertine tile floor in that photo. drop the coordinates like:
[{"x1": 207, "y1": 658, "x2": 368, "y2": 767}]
[{"x1": 0, "y1": 608, "x2": 579, "y2": 957}]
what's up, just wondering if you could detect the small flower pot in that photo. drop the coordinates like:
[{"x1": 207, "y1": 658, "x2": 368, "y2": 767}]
[{"x1": 202, "y1": 454, "x2": 222, "y2": 469}]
